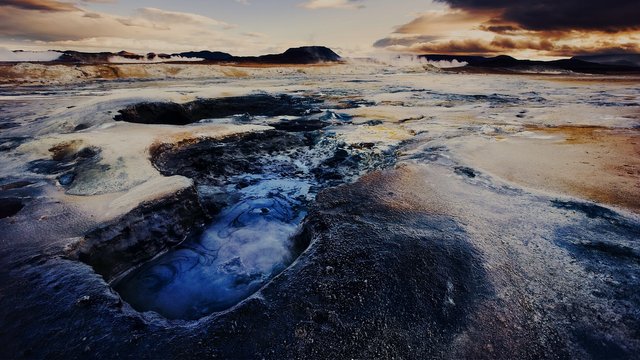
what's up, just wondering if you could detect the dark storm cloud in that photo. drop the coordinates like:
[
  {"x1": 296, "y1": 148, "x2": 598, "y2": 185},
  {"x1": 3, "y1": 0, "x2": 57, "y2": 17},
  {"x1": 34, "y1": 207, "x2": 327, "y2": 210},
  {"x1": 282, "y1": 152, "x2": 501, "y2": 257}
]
[
  {"x1": 436, "y1": 0, "x2": 640, "y2": 31},
  {"x1": 1, "y1": 0, "x2": 78, "y2": 11}
]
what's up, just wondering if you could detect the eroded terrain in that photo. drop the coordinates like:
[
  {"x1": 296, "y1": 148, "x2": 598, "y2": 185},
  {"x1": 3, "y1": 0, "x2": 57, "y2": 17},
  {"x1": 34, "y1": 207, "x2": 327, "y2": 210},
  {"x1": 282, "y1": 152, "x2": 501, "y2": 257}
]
[{"x1": 0, "y1": 66, "x2": 639, "y2": 359}]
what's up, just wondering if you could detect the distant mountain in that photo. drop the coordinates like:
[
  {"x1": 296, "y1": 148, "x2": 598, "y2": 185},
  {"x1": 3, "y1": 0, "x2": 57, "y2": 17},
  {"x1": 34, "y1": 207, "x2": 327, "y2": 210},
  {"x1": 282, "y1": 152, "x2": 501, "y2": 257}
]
[
  {"x1": 49, "y1": 46, "x2": 341, "y2": 65},
  {"x1": 245, "y1": 46, "x2": 342, "y2": 64},
  {"x1": 420, "y1": 54, "x2": 640, "y2": 74},
  {"x1": 176, "y1": 51, "x2": 233, "y2": 61},
  {"x1": 573, "y1": 54, "x2": 640, "y2": 68}
]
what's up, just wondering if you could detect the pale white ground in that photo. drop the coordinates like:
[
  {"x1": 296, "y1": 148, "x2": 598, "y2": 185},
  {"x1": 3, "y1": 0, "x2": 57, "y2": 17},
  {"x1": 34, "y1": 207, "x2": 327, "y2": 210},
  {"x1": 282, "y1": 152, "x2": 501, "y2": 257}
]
[{"x1": 19, "y1": 122, "x2": 269, "y2": 222}]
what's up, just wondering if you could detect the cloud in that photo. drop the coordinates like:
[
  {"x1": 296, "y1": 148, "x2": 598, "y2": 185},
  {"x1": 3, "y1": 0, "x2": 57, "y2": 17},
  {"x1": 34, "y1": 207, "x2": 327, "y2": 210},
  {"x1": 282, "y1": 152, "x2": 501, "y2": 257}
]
[
  {"x1": 1, "y1": 0, "x2": 78, "y2": 12},
  {"x1": 376, "y1": 31, "x2": 640, "y2": 57},
  {"x1": 375, "y1": 3, "x2": 640, "y2": 58},
  {"x1": 385, "y1": 38, "x2": 497, "y2": 54},
  {"x1": 477, "y1": 24, "x2": 519, "y2": 34},
  {"x1": 0, "y1": 4, "x2": 273, "y2": 54},
  {"x1": 242, "y1": 32, "x2": 268, "y2": 38},
  {"x1": 546, "y1": 40, "x2": 640, "y2": 57},
  {"x1": 133, "y1": 7, "x2": 232, "y2": 28},
  {"x1": 435, "y1": 0, "x2": 640, "y2": 32},
  {"x1": 300, "y1": 0, "x2": 364, "y2": 10},
  {"x1": 392, "y1": 9, "x2": 496, "y2": 35}
]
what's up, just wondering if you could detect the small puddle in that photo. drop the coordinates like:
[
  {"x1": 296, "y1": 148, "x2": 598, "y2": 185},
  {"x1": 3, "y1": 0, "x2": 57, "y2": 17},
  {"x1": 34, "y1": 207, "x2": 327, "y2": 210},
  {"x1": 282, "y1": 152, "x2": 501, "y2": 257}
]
[{"x1": 115, "y1": 178, "x2": 311, "y2": 320}]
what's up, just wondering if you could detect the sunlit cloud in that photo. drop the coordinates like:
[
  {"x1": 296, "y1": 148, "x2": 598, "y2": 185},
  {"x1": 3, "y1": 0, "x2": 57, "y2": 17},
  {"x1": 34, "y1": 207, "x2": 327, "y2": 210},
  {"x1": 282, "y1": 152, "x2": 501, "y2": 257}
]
[
  {"x1": 132, "y1": 7, "x2": 233, "y2": 29},
  {"x1": 2, "y1": 0, "x2": 78, "y2": 12},
  {"x1": 0, "y1": 3, "x2": 276, "y2": 54},
  {"x1": 393, "y1": 9, "x2": 496, "y2": 35},
  {"x1": 375, "y1": 1, "x2": 640, "y2": 58}
]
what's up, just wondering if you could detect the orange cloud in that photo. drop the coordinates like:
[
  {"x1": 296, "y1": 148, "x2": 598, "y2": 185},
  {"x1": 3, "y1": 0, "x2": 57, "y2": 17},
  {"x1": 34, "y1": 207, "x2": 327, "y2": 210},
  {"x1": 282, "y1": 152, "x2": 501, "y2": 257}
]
[
  {"x1": 2, "y1": 0, "x2": 78, "y2": 12},
  {"x1": 393, "y1": 9, "x2": 497, "y2": 35},
  {"x1": 375, "y1": 6, "x2": 640, "y2": 58},
  {"x1": 0, "y1": 5, "x2": 274, "y2": 54}
]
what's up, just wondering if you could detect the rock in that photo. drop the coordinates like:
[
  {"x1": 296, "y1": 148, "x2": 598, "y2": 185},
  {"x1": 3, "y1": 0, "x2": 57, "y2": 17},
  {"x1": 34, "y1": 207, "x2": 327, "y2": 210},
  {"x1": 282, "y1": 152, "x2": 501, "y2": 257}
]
[
  {"x1": 454, "y1": 166, "x2": 477, "y2": 178},
  {"x1": 114, "y1": 102, "x2": 190, "y2": 125},
  {"x1": 114, "y1": 94, "x2": 323, "y2": 125},
  {"x1": 271, "y1": 118, "x2": 330, "y2": 132},
  {"x1": 73, "y1": 123, "x2": 89, "y2": 131},
  {"x1": 319, "y1": 110, "x2": 351, "y2": 121},
  {"x1": 363, "y1": 119, "x2": 384, "y2": 126}
]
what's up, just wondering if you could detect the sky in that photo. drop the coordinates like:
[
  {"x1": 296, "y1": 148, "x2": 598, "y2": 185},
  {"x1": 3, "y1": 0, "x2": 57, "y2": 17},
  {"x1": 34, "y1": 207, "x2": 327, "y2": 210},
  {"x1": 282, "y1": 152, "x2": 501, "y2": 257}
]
[{"x1": 0, "y1": 0, "x2": 638, "y2": 59}]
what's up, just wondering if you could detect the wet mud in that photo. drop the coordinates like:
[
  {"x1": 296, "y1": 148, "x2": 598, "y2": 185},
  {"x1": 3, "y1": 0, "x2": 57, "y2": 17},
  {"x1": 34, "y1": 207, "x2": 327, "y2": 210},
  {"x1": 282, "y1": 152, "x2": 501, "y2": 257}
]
[{"x1": 114, "y1": 94, "x2": 323, "y2": 125}]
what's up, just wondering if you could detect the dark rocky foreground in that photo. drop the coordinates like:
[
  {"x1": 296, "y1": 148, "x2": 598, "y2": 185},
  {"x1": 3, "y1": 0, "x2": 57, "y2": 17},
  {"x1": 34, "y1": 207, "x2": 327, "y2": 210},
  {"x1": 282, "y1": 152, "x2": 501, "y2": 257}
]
[
  {"x1": 1, "y1": 91, "x2": 639, "y2": 359},
  {"x1": 3, "y1": 159, "x2": 638, "y2": 359},
  {"x1": 2, "y1": 141, "x2": 639, "y2": 359}
]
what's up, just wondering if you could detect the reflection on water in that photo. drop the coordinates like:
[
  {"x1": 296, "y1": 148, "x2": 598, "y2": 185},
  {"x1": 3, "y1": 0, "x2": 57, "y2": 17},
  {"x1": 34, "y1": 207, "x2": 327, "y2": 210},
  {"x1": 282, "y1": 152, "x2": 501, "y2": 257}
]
[{"x1": 115, "y1": 179, "x2": 310, "y2": 320}]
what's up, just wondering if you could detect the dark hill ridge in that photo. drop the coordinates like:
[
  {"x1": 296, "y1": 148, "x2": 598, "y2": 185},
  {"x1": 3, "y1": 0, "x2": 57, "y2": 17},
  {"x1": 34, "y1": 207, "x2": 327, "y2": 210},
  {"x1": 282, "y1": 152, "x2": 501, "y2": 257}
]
[
  {"x1": 420, "y1": 54, "x2": 640, "y2": 74},
  {"x1": 52, "y1": 46, "x2": 341, "y2": 65},
  {"x1": 573, "y1": 54, "x2": 640, "y2": 68},
  {"x1": 177, "y1": 51, "x2": 234, "y2": 61},
  {"x1": 240, "y1": 46, "x2": 342, "y2": 64},
  {"x1": 57, "y1": 50, "x2": 173, "y2": 63},
  {"x1": 177, "y1": 46, "x2": 341, "y2": 64}
]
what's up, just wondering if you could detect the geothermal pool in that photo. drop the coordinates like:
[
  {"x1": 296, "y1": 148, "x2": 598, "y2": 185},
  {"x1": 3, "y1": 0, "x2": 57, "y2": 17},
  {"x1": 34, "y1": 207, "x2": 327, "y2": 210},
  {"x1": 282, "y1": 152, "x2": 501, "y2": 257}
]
[{"x1": 115, "y1": 179, "x2": 310, "y2": 319}]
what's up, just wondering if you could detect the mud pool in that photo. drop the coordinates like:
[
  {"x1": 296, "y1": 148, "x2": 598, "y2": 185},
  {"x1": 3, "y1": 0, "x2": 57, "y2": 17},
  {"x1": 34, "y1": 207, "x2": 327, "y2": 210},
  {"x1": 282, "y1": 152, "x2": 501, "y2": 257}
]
[
  {"x1": 114, "y1": 125, "x2": 394, "y2": 320},
  {"x1": 1, "y1": 68, "x2": 639, "y2": 359},
  {"x1": 115, "y1": 179, "x2": 310, "y2": 320}
]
